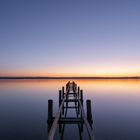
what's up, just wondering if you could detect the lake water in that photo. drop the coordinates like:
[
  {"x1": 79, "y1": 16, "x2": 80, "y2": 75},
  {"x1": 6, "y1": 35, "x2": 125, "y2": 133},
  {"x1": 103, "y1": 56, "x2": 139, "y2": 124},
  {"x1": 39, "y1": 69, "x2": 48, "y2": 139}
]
[{"x1": 0, "y1": 79, "x2": 140, "y2": 140}]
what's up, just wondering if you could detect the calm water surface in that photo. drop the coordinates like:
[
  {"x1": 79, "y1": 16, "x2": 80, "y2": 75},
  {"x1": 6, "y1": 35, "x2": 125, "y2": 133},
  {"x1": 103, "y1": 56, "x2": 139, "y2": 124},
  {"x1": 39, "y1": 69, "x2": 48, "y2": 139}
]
[{"x1": 0, "y1": 79, "x2": 140, "y2": 140}]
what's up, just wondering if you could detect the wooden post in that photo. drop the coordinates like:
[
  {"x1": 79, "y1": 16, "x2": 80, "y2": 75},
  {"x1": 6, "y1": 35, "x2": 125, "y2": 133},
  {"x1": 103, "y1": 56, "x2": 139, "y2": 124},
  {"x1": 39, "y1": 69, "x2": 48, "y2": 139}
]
[
  {"x1": 66, "y1": 82, "x2": 68, "y2": 91},
  {"x1": 77, "y1": 87, "x2": 80, "y2": 115},
  {"x1": 73, "y1": 83, "x2": 77, "y2": 106},
  {"x1": 48, "y1": 100, "x2": 53, "y2": 132},
  {"x1": 86, "y1": 100, "x2": 92, "y2": 126},
  {"x1": 78, "y1": 87, "x2": 80, "y2": 98},
  {"x1": 66, "y1": 93, "x2": 68, "y2": 107},
  {"x1": 59, "y1": 90, "x2": 62, "y2": 107},
  {"x1": 72, "y1": 81, "x2": 74, "y2": 91},
  {"x1": 73, "y1": 82, "x2": 76, "y2": 93},
  {"x1": 75, "y1": 84, "x2": 77, "y2": 93},
  {"x1": 62, "y1": 86, "x2": 64, "y2": 95},
  {"x1": 66, "y1": 81, "x2": 70, "y2": 92},
  {"x1": 80, "y1": 90, "x2": 83, "y2": 106},
  {"x1": 65, "y1": 86, "x2": 68, "y2": 107},
  {"x1": 62, "y1": 87, "x2": 65, "y2": 115}
]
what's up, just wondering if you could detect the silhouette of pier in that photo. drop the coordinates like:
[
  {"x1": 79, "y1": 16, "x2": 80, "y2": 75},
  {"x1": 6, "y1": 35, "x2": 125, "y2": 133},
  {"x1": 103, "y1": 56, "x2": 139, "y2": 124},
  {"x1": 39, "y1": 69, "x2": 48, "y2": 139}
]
[{"x1": 47, "y1": 81, "x2": 94, "y2": 140}]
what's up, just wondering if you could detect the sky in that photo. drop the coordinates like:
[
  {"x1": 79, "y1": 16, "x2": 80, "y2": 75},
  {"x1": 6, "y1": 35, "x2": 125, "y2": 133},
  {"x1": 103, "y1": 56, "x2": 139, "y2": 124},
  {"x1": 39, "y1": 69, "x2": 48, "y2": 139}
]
[{"x1": 0, "y1": 0, "x2": 140, "y2": 77}]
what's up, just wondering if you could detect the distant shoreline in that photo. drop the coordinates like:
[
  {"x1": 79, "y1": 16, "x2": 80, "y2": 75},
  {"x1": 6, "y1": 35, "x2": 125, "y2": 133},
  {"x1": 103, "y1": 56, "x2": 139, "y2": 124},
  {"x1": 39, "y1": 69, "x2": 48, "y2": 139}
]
[{"x1": 0, "y1": 77, "x2": 140, "y2": 79}]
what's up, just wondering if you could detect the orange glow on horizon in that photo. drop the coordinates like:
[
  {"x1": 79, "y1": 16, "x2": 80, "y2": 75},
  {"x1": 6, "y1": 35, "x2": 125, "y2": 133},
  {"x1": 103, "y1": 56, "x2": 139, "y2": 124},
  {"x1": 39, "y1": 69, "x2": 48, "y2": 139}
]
[{"x1": 0, "y1": 65, "x2": 140, "y2": 77}]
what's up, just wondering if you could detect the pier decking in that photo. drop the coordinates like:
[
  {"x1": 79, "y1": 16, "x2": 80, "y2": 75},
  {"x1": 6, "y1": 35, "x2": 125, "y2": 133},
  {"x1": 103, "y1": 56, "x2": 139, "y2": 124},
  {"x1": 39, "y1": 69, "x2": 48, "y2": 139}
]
[{"x1": 47, "y1": 81, "x2": 94, "y2": 140}]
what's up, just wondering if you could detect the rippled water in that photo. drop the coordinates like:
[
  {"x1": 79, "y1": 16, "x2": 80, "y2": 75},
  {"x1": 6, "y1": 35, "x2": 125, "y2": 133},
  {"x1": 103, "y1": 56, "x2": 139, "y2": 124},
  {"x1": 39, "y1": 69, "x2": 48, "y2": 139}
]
[{"x1": 0, "y1": 79, "x2": 140, "y2": 140}]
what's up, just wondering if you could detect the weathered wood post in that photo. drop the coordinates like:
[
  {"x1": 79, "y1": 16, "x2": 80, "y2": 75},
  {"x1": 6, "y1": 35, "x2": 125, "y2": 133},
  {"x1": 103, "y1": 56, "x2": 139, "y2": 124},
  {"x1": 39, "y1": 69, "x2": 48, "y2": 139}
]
[
  {"x1": 78, "y1": 87, "x2": 80, "y2": 98},
  {"x1": 73, "y1": 82, "x2": 76, "y2": 93},
  {"x1": 66, "y1": 82, "x2": 68, "y2": 91},
  {"x1": 74, "y1": 83, "x2": 77, "y2": 106},
  {"x1": 86, "y1": 100, "x2": 92, "y2": 128},
  {"x1": 59, "y1": 90, "x2": 62, "y2": 107},
  {"x1": 66, "y1": 81, "x2": 70, "y2": 91},
  {"x1": 62, "y1": 86, "x2": 65, "y2": 114},
  {"x1": 62, "y1": 86, "x2": 64, "y2": 97},
  {"x1": 80, "y1": 90, "x2": 83, "y2": 106},
  {"x1": 65, "y1": 86, "x2": 68, "y2": 107},
  {"x1": 72, "y1": 81, "x2": 74, "y2": 91},
  {"x1": 48, "y1": 100, "x2": 53, "y2": 132},
  {"x1": 75, "y1": 84, "x2": 77, "y2": 93},
  {"x1": 77, "y1": 86, "x2": 80, "y2": 114}
]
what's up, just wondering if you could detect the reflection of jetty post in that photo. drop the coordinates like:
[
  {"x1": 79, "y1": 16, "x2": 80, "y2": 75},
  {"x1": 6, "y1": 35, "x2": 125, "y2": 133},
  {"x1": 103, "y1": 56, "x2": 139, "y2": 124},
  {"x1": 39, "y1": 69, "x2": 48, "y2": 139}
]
[{"x1": 47, "y1": 81, "x2": 94, "y2": 140}]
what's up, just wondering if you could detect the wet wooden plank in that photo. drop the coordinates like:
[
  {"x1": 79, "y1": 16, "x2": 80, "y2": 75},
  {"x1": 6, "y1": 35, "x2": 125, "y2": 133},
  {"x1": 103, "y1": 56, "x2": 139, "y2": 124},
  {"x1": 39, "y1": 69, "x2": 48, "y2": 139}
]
[
  {"x1": 48, "y1": 96, "x2": 66, "y2": 140},
  {"x1": 78, "y1": 99, "x2": 94, "y2": 140}
]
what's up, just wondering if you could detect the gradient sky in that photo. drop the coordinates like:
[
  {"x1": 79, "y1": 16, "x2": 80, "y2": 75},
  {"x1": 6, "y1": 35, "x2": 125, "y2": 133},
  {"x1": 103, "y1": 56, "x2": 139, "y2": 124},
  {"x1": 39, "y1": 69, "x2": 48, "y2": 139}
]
[{"x1": 0, "y1": 0, "x2": 140, "y2": 77}]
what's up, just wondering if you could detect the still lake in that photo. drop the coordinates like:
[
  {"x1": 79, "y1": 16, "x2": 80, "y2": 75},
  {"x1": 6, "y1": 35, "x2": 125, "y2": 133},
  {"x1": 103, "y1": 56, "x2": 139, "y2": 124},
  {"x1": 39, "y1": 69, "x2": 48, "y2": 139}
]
[{"x1": 0, "y1": 79, "x2": 140, "y2": 140}]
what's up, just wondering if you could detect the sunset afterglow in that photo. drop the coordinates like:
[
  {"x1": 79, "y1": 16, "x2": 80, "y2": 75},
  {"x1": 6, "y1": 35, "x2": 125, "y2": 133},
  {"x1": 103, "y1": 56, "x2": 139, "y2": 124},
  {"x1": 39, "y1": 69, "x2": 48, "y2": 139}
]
[
  {"x1": 1, "y1": 0, "x2": 140, "y2": 77},
  {"x1": 0, "y1": 65, "x2": 140, "y2": 77}
]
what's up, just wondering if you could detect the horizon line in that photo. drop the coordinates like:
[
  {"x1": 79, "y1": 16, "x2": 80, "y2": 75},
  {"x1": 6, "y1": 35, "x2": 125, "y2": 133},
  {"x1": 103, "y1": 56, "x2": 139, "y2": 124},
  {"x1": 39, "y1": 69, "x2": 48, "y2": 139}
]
[{"x1": 0, "y1": 76, "x2": 140, "y2": 79}]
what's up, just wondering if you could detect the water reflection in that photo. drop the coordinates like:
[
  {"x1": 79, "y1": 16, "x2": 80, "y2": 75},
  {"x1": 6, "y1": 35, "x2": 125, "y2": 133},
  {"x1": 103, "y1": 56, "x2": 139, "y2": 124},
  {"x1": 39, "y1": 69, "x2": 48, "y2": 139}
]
[{"x1": 0, "y1": 79, "x2": 140, "y2": 140}]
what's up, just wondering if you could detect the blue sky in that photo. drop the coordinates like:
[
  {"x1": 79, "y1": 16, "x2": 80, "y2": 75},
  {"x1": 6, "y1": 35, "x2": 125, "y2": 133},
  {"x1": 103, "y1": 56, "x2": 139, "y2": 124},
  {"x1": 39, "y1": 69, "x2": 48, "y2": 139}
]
[{"x1": 0, "y1": 0, "x2": 140, "y2": 76}]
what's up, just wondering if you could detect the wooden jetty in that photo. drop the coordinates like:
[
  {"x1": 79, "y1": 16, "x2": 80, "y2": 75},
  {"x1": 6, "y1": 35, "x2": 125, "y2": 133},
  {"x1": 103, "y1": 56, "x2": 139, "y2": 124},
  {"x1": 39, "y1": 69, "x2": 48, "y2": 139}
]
[{"x1": 47, "y1": 81, "x2": 94, "y2": 140}]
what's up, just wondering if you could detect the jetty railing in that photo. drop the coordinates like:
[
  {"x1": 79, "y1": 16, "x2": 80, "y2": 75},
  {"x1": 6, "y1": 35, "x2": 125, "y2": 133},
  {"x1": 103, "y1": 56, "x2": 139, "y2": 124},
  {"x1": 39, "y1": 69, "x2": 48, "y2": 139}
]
[{"x1": 47, "y1": 81, "x2": 94, "y2": 140}]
